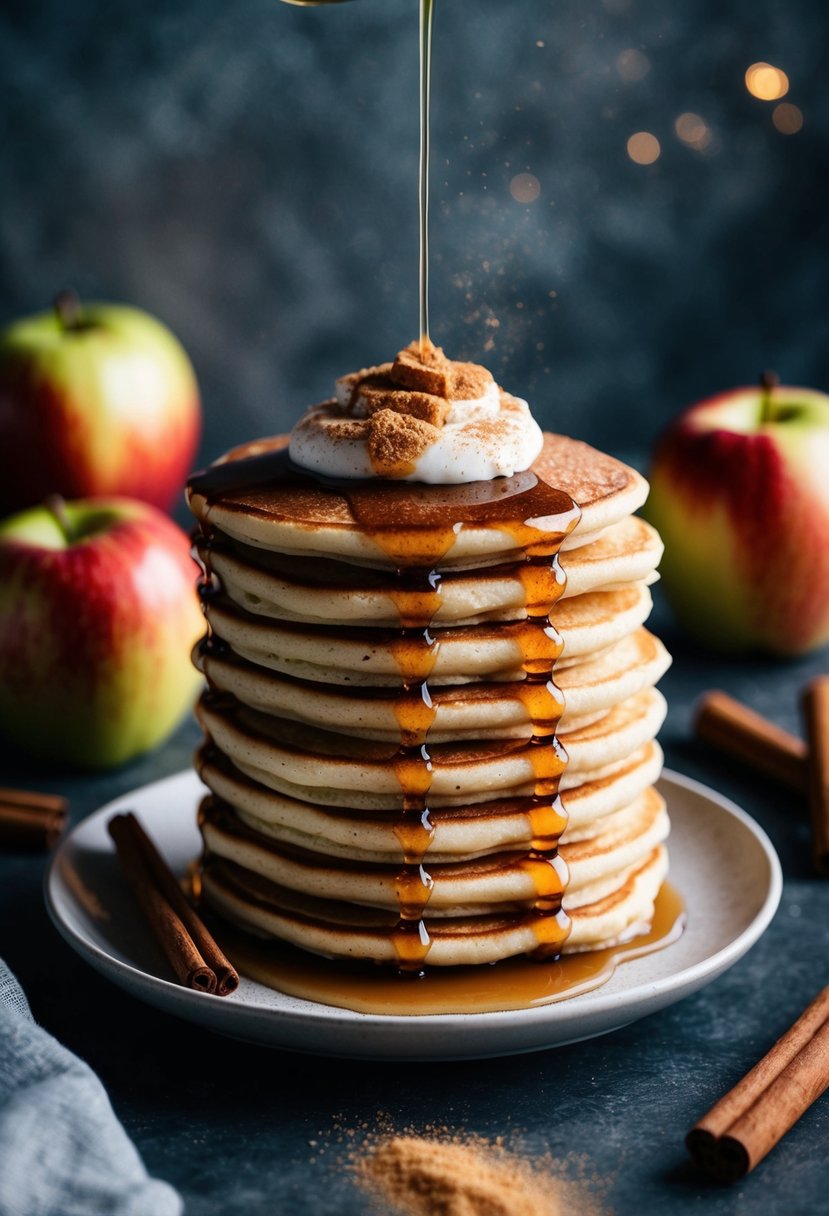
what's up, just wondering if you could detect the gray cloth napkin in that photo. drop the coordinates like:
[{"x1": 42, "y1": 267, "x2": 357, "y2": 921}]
[{"x1": 0, "y1": 960, "x2": 182, "y2": 1216}]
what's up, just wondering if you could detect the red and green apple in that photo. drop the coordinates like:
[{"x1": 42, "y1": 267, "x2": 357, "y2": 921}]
[
  {"x1": 0, "y1": 295, "x2": 201, "y2": 517},
  {"x1": 0, "y1": 496, "x2": 204, "y2": 768},
  {"x1": 645, "y1": 382, "x2": 829, "y2": 655}
]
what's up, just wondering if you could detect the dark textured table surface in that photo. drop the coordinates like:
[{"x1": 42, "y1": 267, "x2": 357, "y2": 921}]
[{"x1": 1, "y1": 588, "x2": 827, "y2": 1216}]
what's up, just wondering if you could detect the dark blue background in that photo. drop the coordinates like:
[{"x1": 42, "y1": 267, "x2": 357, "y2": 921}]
[{"x1": 2, "y1": 0, "x2": 828, "y2": 466}]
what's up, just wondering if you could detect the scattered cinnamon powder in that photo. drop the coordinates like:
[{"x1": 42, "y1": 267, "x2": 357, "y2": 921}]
[{"x1": 347, "y1": 1128, "x2": 608, "y2": 1216}]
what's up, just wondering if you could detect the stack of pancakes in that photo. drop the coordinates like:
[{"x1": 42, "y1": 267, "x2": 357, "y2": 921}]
[{"x1": 188, "y1": 431, "x2": 670, "y2": 969}]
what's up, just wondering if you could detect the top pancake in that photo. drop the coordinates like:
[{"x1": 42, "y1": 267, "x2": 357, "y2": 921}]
[{"x1": 188, "y1": 433, "x2": 648, "y2": 567}]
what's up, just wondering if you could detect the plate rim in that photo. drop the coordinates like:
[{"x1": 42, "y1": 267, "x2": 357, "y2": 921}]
[{"x1": 45, "y1": 766, "x2": 783, "y2": 1040}]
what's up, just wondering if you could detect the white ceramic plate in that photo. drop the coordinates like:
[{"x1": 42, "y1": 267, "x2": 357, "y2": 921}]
[{"x1": 45, "y1": 769, "x2": 782, "y2": 1060}]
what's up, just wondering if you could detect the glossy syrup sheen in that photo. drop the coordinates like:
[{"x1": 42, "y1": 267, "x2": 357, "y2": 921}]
[
  {"x1": 189, "y1": 446, "x2": 581, "y2": 550},
  {"x1": 217, "y1": 883, "x2": 685, "y2": 1015},
  {"x1": 191, "y1": 436, "x2": 583, "y2": 970}
]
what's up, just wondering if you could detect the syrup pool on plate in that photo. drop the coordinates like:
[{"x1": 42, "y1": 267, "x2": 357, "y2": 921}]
[{"x1": 215, "y1": 883, "x2": 686, "y2": 1016}]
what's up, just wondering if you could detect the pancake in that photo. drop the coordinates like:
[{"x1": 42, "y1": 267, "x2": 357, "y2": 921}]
[
  {"x1": 196, "y1": 628, "x2": 670, "y2": 740},
  {"x1": 200, "y1": 845, "x2": 668, "y2": 966},
  {"x1": 187, "y1": 432, "x2": 648, "y2": 567},
  {"x1": 195, "y1": 687, "x2": 667, "y2": 804},
  {"x1": 199, "y1": 788, "x2": 666, "y2": 914},
  {"x1": 189, "y1": 424, "x2": 671, "y2": 973},
  {"x1": 200, "y1": 584, "x2": 654, "y2": 683},
  {"x1": 195, "y1": 740, "x2": 664, "y2": 861},
  {"x1": 193, "y1": 514, "x2": 662, "y2": 627}
]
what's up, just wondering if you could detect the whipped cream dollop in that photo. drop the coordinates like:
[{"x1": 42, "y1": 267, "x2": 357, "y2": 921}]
[{"x1": 288, "y1": 341, "x2": 544, "y2": 484}]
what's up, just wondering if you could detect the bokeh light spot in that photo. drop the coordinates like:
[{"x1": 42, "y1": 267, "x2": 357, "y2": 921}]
[
  {"x1": 772, "y1": 102, "x2": 803, "y2": 134},
  {"x1": 510, "y1": 173, "x2": 541, "y2": 203},
  {"x1": 674, "y1": 112, "x2": 711, "y2": 150},
  {"x1": 745, "y1": 62, "x2": 789, "y2": 101},
  {"x1": 626, "y1": 132, "x2": 661, "y2": 165},
  {"x1": 616, "y1": 49, "x2": 651, "y2": 82}
]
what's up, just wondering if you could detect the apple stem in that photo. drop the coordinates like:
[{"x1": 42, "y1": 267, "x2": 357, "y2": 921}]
[
  {"x1": 759, "y1": 370, "x2": 779, "y2": 424},
  {"x1": 54, "y1": 290, "x2": 83, "y2": 332},
  {"x1": 43, "y1": 494, "x2": 74, "y2": 544}
]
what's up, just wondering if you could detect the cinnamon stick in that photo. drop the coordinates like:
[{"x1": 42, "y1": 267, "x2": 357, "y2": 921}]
[
  {"x1": 694, "y1": 690, "x2": 808, "y2": 794},
  {"x1": 687, "y1": 985, "x2": 829, "y2": 1183},
  {"x1": 120, "y1": 812, "x2": 238, "y2": 996},
  {"x1": 108, "y1": 814, "x2": 217, "y2": 994},
  {"x1": 0, "y1": 789, "x2": 68, "y2": 851},
  {"x1": 802, "y1": 678, "x2": 829, "y2": 876},
  {"x1": 0, "y1": 787, "x2": 69, "y2": 813}
]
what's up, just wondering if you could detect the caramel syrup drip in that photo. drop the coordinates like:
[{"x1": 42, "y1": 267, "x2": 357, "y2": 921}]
[
  {"x1": 376, "y1": 519, "x2": 576, "y2": 968},
  {"x1": 389, "y1": 624, "x2": 441, "y2": 685},
  {"x1": 388, "y1": 567, "x2": 443, "y2": 630},
  {"x1": 189, "y1": 446, "x2": 583, "y2": 968},
  {"x1": 191, "y1": 524, "x2": 221, "y2": 604},
  {"x1": 191, "y1": 526, "x2": 228, "y2": 655},
  {"x1": 191, "y1": 528, "x2": 226, "y2": 667},
  {"x1": 388, "y1": 573, "x2": 444, "y2": 972},
  {"x1": 391, "y1": 751, "x2": 436, "y2": 968},
  {"x1": 482, "y1": 545, "x2": 571, "y2": 957},
  {"x1": 528, "y1": 794, "x2": 569, "y2": 853}
]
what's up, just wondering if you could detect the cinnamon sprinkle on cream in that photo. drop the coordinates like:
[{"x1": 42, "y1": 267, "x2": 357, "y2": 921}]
[
  {"x1": 330, "y1": 419, "x2": 369, "y2": 442},
  {"x1": 335, "y1": 342, "x2": 496, "y2": 474},
  {"x1": 392, "y1": 338, "x2": 455, "y2": 397},
  {"x1": 291, "y1": 340, "x2": 543, "y2": 482},
  {"x1": 342, "y1": 341, "x2": 496, "y2": 420},
  {"x1": 366, "y1": 410, "x2": 440, "y2": 478},
  {"x1": 360, "y1": 383, "x2": 450, "y2": 428}
]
